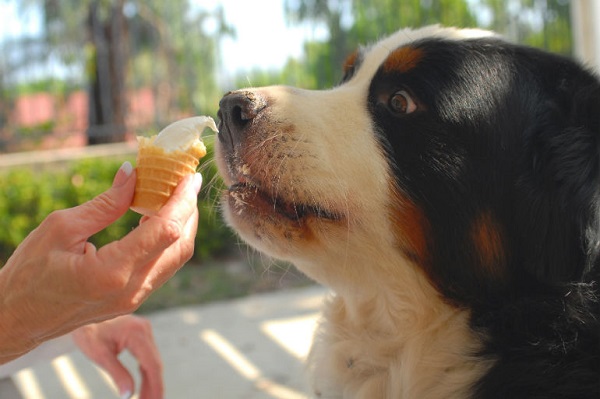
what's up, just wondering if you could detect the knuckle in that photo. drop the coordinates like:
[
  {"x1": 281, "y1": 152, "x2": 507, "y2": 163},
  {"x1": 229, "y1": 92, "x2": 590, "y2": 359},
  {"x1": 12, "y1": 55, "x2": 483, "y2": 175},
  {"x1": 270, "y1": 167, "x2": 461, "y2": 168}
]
[
  {"x1": 91, "y1": 192, "x2": 118, "y2": 213},
  {"x1": 137, "y1": 317, "x2": 152, "y2": 329},
  {"x1": 131, "y1": 317, "x2": 153, "y2": 336},
  {"x1": 163, "y1": 219, "x2": 183, "y2": 243},
  {"x1": 43, "y1": 209, "x2": 69, "y2": 229}
]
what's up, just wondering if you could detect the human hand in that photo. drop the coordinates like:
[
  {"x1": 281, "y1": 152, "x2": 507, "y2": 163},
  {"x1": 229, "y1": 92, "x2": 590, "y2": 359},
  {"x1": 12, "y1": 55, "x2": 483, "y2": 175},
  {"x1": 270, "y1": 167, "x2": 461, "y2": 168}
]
[
  {"x1": 0, "y1": 162, "x2": 201, "y2": 362},
  {"x1": 72, "y1": 315, "x2": 162, "y2": 399}
]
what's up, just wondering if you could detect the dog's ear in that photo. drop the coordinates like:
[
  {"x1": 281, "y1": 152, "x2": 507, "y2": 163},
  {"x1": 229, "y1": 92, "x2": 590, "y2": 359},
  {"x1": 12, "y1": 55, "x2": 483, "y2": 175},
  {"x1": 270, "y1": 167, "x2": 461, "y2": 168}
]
[{"x1": 518, "y1": 74, "x2": 600, "y2": 283}]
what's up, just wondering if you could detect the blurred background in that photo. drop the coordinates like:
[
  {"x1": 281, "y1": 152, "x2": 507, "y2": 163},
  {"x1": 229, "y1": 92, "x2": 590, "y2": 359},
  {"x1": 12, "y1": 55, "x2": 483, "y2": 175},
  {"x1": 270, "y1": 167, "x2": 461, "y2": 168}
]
[
  {"x1": 1, "y1": 1, "x2": 599, "y2": 398},
  {"x1": 0, "y1": 0, "x2": 598, "y2": 309}
]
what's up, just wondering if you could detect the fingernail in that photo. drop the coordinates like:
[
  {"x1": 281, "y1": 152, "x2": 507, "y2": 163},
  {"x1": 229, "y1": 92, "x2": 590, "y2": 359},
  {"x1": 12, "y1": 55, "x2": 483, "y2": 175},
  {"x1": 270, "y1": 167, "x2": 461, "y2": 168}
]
[
  {"x1": 192, "y1": 173, "x2": 203, "y2": 195},
  {"x1": 112, "y1": 161, "x2": 134, "y2": 188},
  {"x1": 120, "y1": 390, "x2": 132, "y2": 399}
]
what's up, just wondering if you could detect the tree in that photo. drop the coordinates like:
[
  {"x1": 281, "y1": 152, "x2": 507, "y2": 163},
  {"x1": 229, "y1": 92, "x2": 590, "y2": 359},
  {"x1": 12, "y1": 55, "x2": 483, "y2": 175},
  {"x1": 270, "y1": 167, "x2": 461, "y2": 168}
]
[
  {"x1": 18, "y1": 0, "x2": 232, "y2": 144},
  {"x1": 283, "y1": 0, "x2": 573, "y2": 89},
  {"x1": 284, "y1": 0, "x2": 477, "y2": 88},
  {"x1": 479, "y1": 0, "x2": 572, "y2": 55},
  {"x1": 85, "y1": 0, "x2": 128, "y2": 144},
  {"x1": 284, "y1": 0, "x2": 350, "y2": 88},
  {"x1": 127, "y1": 2, "x2": 233, "y2": 120},
  {"x1": 32, "y1": 0, "x2": 131, "y2": 144}
]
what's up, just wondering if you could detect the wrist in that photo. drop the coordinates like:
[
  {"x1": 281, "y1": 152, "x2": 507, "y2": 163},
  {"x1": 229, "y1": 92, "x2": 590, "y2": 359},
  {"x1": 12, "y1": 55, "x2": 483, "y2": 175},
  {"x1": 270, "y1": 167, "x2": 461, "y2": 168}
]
[
  {"x1": 0, "y1": 271, "x2": 40, "y2": 364},
  {"x1": 0, "y1": 309, "x2": 40, "y2": 365}
]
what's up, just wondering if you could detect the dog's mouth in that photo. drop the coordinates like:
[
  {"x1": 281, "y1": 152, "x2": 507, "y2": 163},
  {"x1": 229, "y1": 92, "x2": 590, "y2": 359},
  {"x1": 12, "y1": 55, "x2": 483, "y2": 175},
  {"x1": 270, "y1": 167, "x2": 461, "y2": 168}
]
[{"x1": 226, "y1": 180, "x2": 342, "y2": 223}]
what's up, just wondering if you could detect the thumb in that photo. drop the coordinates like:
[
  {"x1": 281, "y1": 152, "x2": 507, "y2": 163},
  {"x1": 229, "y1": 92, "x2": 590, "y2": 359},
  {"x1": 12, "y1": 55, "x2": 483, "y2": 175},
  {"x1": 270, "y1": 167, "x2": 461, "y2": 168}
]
[{"x1": 67, "y1": 161, "x2": 136, "y2": 239}]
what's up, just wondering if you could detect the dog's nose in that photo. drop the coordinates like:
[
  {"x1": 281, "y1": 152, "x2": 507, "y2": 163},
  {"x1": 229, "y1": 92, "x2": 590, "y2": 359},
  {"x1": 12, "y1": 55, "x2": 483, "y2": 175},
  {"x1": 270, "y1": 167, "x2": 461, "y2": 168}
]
[{"x1": 218, "y1": 91, "x2": 267, "y2": 150}]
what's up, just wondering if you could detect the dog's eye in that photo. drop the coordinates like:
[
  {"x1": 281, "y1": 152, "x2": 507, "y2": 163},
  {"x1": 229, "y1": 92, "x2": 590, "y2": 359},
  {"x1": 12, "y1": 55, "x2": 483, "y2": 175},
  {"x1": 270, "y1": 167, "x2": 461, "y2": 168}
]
[{"x1": 389, "y1": 90, "x2": 417, "y2": 114}]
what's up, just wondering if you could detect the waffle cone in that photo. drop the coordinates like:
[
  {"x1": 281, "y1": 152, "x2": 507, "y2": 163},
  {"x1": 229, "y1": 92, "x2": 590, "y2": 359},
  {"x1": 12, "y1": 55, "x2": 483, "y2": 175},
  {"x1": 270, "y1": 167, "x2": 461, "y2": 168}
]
[{"x1": 131, "y1": 138, "x2": 206, "y2": 215}]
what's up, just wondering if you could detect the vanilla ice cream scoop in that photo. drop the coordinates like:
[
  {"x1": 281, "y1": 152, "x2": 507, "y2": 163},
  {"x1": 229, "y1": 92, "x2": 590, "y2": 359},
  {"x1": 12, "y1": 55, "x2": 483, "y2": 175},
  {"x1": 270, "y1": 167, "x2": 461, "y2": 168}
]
[{"x1": 153, "y1": 116, "x2": 218, "y2": 152}]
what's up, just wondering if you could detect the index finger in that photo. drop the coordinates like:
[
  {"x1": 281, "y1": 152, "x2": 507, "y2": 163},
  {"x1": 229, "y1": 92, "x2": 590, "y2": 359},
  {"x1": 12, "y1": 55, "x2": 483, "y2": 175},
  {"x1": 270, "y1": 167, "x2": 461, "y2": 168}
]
[{"x1": 96, "y1": 173, "x2": 200, "y2": 269}]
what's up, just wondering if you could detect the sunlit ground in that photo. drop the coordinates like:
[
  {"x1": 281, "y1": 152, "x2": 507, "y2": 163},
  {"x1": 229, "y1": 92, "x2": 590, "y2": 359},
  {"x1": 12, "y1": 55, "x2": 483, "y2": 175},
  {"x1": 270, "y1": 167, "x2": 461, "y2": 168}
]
[{"x1": 9, "y1": 286, "x2": 327, "y2": 399}]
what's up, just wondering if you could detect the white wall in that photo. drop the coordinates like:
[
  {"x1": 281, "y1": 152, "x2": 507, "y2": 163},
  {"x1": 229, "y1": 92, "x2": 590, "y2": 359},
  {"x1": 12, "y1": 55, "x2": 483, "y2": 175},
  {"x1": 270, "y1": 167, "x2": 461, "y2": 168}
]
[{"x1": 571, "y1": 0, "x2": 600, "y2": 72}]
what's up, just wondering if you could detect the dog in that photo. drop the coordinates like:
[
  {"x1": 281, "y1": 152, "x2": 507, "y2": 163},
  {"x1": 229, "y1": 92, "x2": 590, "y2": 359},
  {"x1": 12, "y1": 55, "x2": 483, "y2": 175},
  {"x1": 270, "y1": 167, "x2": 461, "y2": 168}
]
[{"x1": 215, "y1": 25, "x2": 600, "y2": 398}]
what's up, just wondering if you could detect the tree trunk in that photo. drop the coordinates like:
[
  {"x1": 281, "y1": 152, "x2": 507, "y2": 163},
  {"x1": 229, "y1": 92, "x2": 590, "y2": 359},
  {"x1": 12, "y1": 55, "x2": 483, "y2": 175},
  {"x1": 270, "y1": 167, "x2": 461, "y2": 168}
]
[{"x1": 86, "y1": 0, "x2": 128, "y2": 145}]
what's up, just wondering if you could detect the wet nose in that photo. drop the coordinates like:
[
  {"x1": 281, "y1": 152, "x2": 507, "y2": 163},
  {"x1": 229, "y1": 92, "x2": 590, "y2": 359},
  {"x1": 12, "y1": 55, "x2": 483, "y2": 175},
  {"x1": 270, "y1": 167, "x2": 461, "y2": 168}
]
[{"x1": 218, "y1": 91, "x2": 267, "y2": 150}]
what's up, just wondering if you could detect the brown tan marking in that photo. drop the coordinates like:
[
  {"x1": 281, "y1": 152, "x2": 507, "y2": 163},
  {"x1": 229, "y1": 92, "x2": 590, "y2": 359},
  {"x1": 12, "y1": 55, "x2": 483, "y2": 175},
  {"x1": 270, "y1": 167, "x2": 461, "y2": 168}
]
[
  {"x1": 383, "y1": 46, "x2": 424, "y2": 73},
  {"x1": 470, "y1": 210, "x2": 506, "y2": 277},
  {"x1": 390, "y1": 186, "x2": 431, "y2": 266},
  {"x1": 343, "y1": 50, "x2": 359, "y2": 75}
]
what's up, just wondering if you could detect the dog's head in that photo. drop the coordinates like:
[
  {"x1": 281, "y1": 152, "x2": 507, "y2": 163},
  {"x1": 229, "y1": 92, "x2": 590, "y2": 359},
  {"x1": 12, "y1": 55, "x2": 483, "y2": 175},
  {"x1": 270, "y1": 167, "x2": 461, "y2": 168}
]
[{"x1": 216, "y1": 25, "x2": 600, "y2": 304}]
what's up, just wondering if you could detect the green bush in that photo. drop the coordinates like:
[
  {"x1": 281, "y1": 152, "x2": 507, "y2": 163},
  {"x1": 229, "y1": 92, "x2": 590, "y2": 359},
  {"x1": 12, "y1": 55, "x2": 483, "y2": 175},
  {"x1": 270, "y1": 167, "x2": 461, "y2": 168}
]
[{"x1": 0, "y1": 139, "x2": 236, "y2": 266}]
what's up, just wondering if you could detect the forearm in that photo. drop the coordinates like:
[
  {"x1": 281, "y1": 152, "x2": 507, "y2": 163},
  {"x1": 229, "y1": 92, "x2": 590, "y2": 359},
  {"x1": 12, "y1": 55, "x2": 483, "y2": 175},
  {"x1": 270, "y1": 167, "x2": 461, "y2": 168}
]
[{"x1": 0, "y1": 334, "x2": 75, "y2": 376}]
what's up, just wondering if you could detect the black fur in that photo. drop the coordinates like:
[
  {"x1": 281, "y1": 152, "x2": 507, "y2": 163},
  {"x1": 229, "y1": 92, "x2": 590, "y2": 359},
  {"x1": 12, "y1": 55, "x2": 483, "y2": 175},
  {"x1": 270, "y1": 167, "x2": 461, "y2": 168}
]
[{"x1": 368, "y1": 38, "x2": 600, "y2": 397}]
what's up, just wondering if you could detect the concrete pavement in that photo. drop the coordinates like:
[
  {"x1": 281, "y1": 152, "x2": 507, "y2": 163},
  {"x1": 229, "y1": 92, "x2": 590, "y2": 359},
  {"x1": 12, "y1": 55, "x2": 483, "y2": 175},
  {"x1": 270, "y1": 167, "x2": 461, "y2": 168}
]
[{"x1": 1, "y1": 286, "x2": 328, "y2": 399}]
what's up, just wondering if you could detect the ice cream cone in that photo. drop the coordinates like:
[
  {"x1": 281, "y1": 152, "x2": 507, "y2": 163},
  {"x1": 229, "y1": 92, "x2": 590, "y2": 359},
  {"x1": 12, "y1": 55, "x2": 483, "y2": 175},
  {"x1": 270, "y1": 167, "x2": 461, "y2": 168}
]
[
  {"x1": 130, "y1": 137, "x2": 207, "y2": 215},
  {"x1": 130, "y1": 116, "x2": 216, "y2": 216},
  {"x1": 131, "y1": 138, "x2": 206, "y2": 215}
]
